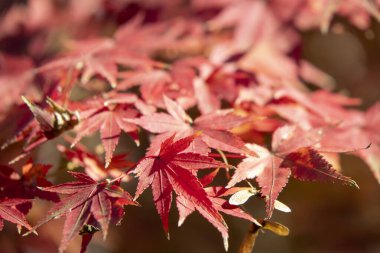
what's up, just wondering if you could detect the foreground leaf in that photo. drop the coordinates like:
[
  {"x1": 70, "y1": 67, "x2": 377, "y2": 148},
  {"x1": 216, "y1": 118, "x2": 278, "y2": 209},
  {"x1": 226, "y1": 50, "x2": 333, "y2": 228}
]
[
  {"x1": 0, "y1": 198, "x2": 32, "y2": 232},
  {"x1": 134, "y1": 135, "x2": 231, "y2": 249},
  {"x1": 32, "y1": 172, "x2": 137, "y2": 253},
  {"x1": 228, "y1": 125, "x2": 358, "y2": 218}
]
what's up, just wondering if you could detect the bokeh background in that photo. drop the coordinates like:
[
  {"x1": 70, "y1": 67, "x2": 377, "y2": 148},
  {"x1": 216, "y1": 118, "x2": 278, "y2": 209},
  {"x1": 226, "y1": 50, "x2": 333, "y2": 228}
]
[{"x1": 0, "y1": 1, "x2": 380, "y2": 253}]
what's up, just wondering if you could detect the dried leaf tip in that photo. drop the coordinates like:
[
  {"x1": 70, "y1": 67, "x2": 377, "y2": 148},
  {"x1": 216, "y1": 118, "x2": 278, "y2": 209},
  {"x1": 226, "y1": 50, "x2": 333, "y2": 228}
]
[
  {"x1": 23, "y1": 229, "x2": 38, "y2": 237},
  {"x1": 178, "y1": 217, "x2": 185, "y2": 227},
  {"x1": 21, "y1": 96, "x2": 34, "y2": 108},
  {"x1": 349, "y1": 179, "x2": 360, "y2": 189},
  {"x1": 223, "y1": 237, "x2": 229, "y2": 252}
]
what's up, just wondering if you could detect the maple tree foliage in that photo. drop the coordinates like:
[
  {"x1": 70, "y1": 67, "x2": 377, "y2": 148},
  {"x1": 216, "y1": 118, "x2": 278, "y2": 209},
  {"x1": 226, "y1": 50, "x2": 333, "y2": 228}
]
[
  {"x1": 29, "y1": 172, "x2": 138, "y2": 253},
  {"x1": 134, "y1": 134, "x2": 233, "y2": 248},
  {"x1": 0, "y1": 0, "x2": 380, "y2": 252},
  {"x1": 0, "y1": 198, "x2": 33, "y2": 232},
  {"x1": 227, "y1": 125, "x2": 358, "y2": 218}
]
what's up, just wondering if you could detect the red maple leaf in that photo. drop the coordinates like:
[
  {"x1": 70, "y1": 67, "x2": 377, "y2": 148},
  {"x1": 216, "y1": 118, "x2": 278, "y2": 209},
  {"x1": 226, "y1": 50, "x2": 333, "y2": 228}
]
[
  {"x1": 227, "y1": 125, "x2": 358, "y2": 218},
  {"x1": 71, "y1": 93, "x2": 145, "y2": 167},
  {"x1": 176, "y1": 169, "x2": 260, "y2": 236},
  {"x1": 38, "y1": 38, "x2": 158, "y2": 91},
  {"x1": 57, "y1": 143, "x2": 134, "y2": 182},
  {"x1": 0, "y1": 161, "x2": 59, "y2": 214},
  {"x1": 132, "y1": 96, "x2": 255, "y2": 156},
  {"x1": 133, "y1": 134, "x2": 232, "y2": 249},
  {"x1": 0, "y1": 198, "x2": 33, "y2": 232},
  {"x1": 117, "y1": 69, "x2": 173, "y2": 108},
  {"x1": 31, "y1": 172, "x2": 138, "y2": 253},
  {"x1": 316, "y1": 102, "x2": 380, "y2": 182},
  {"x1": 272, "y1": 89, "x2": 377, "y2": 182},
  {"x1": 0, "y1": 54, "x2": 35, "y2": 119}
]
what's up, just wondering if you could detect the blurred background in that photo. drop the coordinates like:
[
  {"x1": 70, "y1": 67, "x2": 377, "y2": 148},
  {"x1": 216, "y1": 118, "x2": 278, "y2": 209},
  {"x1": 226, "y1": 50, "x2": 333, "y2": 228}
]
[{"x1": 0, "y1": 1, "x2": 380, "y2": 253}]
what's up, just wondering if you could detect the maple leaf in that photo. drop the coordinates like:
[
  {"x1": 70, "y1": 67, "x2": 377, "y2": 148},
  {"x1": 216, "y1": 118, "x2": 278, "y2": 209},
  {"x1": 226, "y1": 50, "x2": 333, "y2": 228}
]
[
  {"x1": 227, "y1": 125, "x2": 358, "y2": 218},
  {"x1": 176, "y1": 169, "x2": 260, "y2": 231},
  {"x1": 57, "y1": 143, "x2": 134, "y2": 182},
  {"x1": 38, "y1": 38, "x2": 158, "y2": 91},
  {"x1": 208, "y1": 0, "x2": 280, "y2": 53},
  {"x1": 272, "y1": 89, "x2": 376, "y2": 182},
  {"x1": 0, "y1": 161, "x2": 59, "y2": 214},
  {"x1": 117, "y1": 69, "x2": 173, "y2": 108},
  {"x1": 31, "y1": 172, "x2": 138, "y2": 253},
  {"x1": 273, "y1": 87, "x2": 363, "y2": 126},
  {"x1": 1, "y1": 0, "x2": 380, "y2": 251},
  {"x1": 315, "y1": 102, "x2": 380, "y2": 182},
  {"x1": 71, "y1": 94, "x2": 142, "y2": 167},
  {"x1": 0, "y1": 54, "x2": 35, "y2": 120},
  {"x1": 0, "y1": 198, "x2": 33, "y2": 232},
  {"x1": 132, "y1": 96, "x2": 254, "y2": 156},
  {"x1": 227, "y1": 143, "x2": 290, "y2": 218},
  {"x1": 192, "y1": 63, "x2": 250, "y2": 115},
  {"x1": 281, "y1": 147, "x2": 358, "y2": 187},
  {"x1": 289, "y1": 0, "x2": 380, "y2": 32},
  {"x1": 134, "y1": 135, "x2": 232, "y2": 249},
  {"x1": 114, "y1": 15, "x2": 209, "y2": 64},
  {"x1": 116, "y1": 58, "x2": 205, "y2": 110}
]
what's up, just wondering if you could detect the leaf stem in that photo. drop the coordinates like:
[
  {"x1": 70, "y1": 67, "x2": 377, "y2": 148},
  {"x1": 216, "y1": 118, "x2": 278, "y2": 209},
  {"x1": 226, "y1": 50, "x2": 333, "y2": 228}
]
[
  {"x1": 208, "y1": 153, "x2": 246, "y2": 159},
  {"x1": 238, "y1": 222, "x2": 261, "y2": 253}
]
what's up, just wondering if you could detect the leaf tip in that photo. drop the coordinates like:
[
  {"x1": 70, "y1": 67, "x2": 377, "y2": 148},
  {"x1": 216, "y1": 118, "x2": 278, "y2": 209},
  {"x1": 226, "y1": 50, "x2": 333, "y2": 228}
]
[
  {"x1": 21, "y1": 96, "x2": 35, "y2": 112},
  {"x1": 350, "y1": 180, "x2": 360, "y2": 189},
  {"x1": 102, "y1": 231, "x2": 108, "y2": 241},
  {"x1": 23, "y1": 228, "x2": 38, "y2": 237},
  {"x1": 178, "y1": 218, "x2": 185, "y2": 227},
  {"x1": 21, "y1": 95, "x2": 29, "y2": 104},
  {"x1": 223, "y1": 236, "x2": 229, "y2": 251}
]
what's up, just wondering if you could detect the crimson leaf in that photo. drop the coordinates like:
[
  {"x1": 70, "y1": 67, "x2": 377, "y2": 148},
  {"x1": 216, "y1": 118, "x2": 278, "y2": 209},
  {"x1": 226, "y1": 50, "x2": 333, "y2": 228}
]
[
  {"x1": 31, "y1": 172, "x2": 138, "y2": 253},
  {"x1": 134, "y1": 135, "x2": 232, "y2": 249}
]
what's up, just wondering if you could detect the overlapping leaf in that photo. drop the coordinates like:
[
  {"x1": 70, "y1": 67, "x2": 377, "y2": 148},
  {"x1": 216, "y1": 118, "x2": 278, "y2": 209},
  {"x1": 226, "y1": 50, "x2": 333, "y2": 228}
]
[
  {"x1": 32, "y1": 172, "x2": 138, "y2": 253},
  {"x1": 71, "y1": 94, "x2": 146, "y2": 167},
  {"x1": 134, "y1": 135, "x2": 232, "y2": 249},
  {"x1": 0, "y1": 198, "x2": 33, "y2": 232},
  {"x1": 228, "y1": 125, "x2": 358, "y2": 218},
  {"x1": 176, "y1": 169, "x2": 260, "y2": 230},
  {"x1": 0, "y1": 161, "x2": 59, "y2": 214},
  {"x1": 132, "y1": 96, "x2": 254, "y2": 156},
  {"x1": 58, "y1": 143, "x2": 134, "y2": 182}
]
